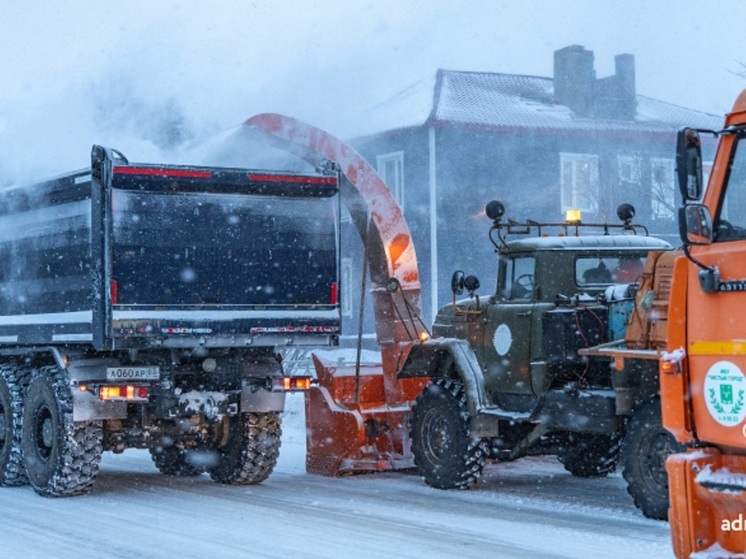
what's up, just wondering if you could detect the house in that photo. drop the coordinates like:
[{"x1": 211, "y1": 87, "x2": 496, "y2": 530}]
[{"x1": 341, "y1": 45, "x2": 721, "y2": 335}]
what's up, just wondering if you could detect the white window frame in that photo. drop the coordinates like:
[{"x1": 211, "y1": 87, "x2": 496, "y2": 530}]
[
  {"x1": 618, "y1": 155, "x2": 642, "y2": 184},
  {"x1": 376, "y1": 151, "x2": 405, "y2": 210},
  {"x1": 560, "y1": 153, "x2": 599, "y2": 212},
  {"x1": 651, "y1": 157, "x2": 675, "y2": 220}
]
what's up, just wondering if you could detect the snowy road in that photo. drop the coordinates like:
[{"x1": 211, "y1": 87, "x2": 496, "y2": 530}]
[{"x1": 0, "y1": 395, "x2": 673, "y2": 559}]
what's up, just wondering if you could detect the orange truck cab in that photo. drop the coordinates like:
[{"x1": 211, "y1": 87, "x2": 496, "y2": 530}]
[{"x1": 664, "y1": 91, "x2": 746, "y2": 558}]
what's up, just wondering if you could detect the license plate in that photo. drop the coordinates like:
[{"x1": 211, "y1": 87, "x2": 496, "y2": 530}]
[{"x1": 106, "y1": 366, "x2": 160, "y2": 381}]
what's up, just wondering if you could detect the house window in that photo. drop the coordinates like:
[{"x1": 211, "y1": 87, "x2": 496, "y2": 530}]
[
  {"x1": 651, "y1": 157, "x2": 675, "y2": 219},
  {"x1": 560, "y1": 153, "x2": 599, "y2": 212},
  {"x1": 377, "y1": 151, "x2": 404, "y2": 210},
  {"x1": 341, "y1": 257, "x2": 353, "y2": 317},
  {"x1": 618, "y1": 155, "x2": 641, "y2": 184}
]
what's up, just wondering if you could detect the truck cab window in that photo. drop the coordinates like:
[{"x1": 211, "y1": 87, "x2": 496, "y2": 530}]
[
  {"x1": 717, "y1": 137, "x2": 746, "y2": 241},
  {"x1": 499, "y1": 256, "x2": 535, "y2": 300},
  {"x1": 577, "y1": 258, "x2": 613, "y2": 286}
]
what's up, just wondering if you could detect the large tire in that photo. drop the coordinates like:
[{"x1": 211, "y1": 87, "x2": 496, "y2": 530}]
[
  {"x1": 0, "y1": 363, "x2": 29, "y2": 486},
  {"x1": 410, "y1": 378, "x2": 488, "y2": 489},
  {"x1": 149, "y1": 445, "x2": 208, "y2": 477},
  {"x1": 622, "y1": 398, "x2": 684, "y2": 520},
  {"x1": 557, "y1": 432, "x2": 620, "y2": 478},
  {"x1": 209, "y1": 412, "x2": 282, "y2": 485},
  {"x1": 22, "y1": 367, "x2": 103, "y2": 497}
]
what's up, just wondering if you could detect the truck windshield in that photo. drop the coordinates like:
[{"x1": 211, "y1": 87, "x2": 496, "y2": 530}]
[
  {"x1": 111, "y1": 189, "x2": 338, "y2": 307},
  {"x1": 716, "y1": 137, "x2": 746, "y2": 241}
]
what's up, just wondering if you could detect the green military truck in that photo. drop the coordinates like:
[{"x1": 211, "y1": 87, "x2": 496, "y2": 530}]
[{"x1": 400, "y1": 201, "x2": 681, "y2": 519}]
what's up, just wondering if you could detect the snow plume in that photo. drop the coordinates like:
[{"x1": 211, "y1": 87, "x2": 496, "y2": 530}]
[
  {"x1": 0, "y1": 0, "x2": 525, "y2": 184},
  {"x1": 188, "y1": 126, "x2": 314, "y2": 171},
  {"x1": 0, "y1": 57, "x2": 191, "y2": 186}
]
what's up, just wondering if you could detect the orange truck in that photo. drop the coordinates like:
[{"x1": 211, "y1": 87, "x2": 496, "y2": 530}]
[{"x1": 664, "y1": 92, "x2": 746, "y2": 557}]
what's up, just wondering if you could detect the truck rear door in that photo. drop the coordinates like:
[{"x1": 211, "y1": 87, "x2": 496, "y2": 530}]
[{"x1": 96, "y1": 159, "x2": 340, "y2": 349}]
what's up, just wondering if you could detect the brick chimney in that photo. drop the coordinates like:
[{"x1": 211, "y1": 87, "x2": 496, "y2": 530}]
[
  {"x1": 554, "y1": 46, "x2": 637, "y2": 120},
  {"x1": 614, "y1": 53, "x2": 637, "y2": 118},
  {"x1": 553, "y1": 45, "x2": 595, "y2": 116}
]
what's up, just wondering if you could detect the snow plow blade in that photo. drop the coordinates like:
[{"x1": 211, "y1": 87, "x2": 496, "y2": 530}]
[
  {"x1": 305, "y1": 354, "x2": 428, "y2": 476},
  {"x1": 667, "y1": 448, "x2": 746, "y2": 558}
]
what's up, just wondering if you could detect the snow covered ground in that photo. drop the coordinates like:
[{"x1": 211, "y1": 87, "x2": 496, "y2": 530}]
[{"x1": 0, "y1": 393, "x2": 673, "y2": 559}]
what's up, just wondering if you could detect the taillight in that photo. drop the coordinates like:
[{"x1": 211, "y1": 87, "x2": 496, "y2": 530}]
[
  {"x1": 271, "y1": 377, "x2": 312, "y2": 392},
  {"x1": 111, "y1": 280, "x2": 118, "y2": 305},
  {"x1": 98, "y1": 385, "x2": 149, "y2": 402},
  {"x1": 330, "y1": 282, "x2": 338, "y2": 305}
]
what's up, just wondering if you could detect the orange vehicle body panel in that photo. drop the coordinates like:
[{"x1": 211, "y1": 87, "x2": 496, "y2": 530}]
[
  {"x1": 660, "y1": 255, "x2": 695, "y2": 445},
  {"x1": 664, "y1": 92, "x2": 746, "y2": 557},
  {"x1": 625, "y1": 249, "x2": 679, "y2": 351}
]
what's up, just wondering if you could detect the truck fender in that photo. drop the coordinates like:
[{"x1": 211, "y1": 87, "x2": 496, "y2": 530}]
[{"x1": 398, "y1": 338, "x2": 492, "y2": 417}]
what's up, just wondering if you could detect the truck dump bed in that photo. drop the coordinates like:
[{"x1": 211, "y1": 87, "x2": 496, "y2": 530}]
[{"x1": 0, "y1": 146, "x2": 341, "y2": 350}]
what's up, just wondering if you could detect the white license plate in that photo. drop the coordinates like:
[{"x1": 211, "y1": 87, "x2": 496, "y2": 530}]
[{"x1": 106, "y1": 367, "x2": 160, "y2": 381}]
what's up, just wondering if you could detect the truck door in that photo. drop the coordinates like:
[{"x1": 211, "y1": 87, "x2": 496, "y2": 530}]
[
  {"x1": 687, "y1": 134, "x2": 746, "y2": 448},
  {"x1": 480, "y1": 255, "x2": 536, "y2": 406}
]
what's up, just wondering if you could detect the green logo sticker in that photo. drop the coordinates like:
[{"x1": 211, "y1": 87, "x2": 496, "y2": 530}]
[{"x1": 704, "y1": 361, "x2": 746, "y2": 427}]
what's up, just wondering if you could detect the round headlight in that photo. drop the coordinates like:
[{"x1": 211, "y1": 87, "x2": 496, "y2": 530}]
[{"x1": 202, "y1": 358, "x2": 218, "y2": 373}]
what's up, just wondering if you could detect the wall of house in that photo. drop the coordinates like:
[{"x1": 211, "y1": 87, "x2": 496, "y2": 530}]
[{"x1": 345, "y1": 123, "x2": 715, "y2": 342}]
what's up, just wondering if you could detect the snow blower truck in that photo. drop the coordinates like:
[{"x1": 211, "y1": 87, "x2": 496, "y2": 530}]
[
  {"x1": 663, "y1": 92, "x2": 746, "y2": 557},
  {"x1": 0, "y1": 146, "x2": 340, "y2": 497},
  {"x1": 246, "y1": 114, "x2": 687, "y2": 520},
  {"x1": 244, "y1": 114, "x2": 431, "y2": 475}
]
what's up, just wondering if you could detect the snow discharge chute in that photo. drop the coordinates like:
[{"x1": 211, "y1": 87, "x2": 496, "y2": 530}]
[{"x1": 244, "y1": 113, "x2": 429, "y2": 475}]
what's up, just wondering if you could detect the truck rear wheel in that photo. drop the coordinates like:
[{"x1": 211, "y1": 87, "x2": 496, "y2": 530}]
[
  {"x1": 22, "y1": 367, "x2": 103, "y2": 497},
  {"x1": 149, "y1": 445, "x2": 208, "y2": 477},
  {"x1": 209, "y1": 412, "x2": 282, "y2": 485},
  {"x1": 410, "y1": 378, "x2": 488, "y2": 489},
  {"x1": 622, "y1": 398, "x2": 684, "y2": 520},
  {"x1": 0, "y1": 364, "x2": 29, "y2": 486},
  {"x1": 557, "y1": 432, "x2": 620, "y2": 478}
]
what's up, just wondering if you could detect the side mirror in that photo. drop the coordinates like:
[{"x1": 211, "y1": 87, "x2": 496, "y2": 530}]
[
  {"x1": 450, "y1": 271, "x2": 483, "y2": 315},
  {"x1": 451, "y1": 270, "x2": 465, "y2": 296},
  {"x1": 678, "y1": 204, "x2": 713, "y2": 246},
  {"x1": 676, "y1": 128, "x2": 704, "y2": 200}
]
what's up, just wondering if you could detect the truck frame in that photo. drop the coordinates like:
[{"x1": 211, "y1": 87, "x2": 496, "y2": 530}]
[{"x1": 0, "y1": 145, "x2": 341, "y2": 496}]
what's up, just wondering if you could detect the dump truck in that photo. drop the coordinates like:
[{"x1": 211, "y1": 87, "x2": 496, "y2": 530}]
[
  {"x1": 663, "y1": 94, "x2": 746, "y2": 557},
  {"x1": 0, "y1": 145, "x2": 341, "y2": 497}
]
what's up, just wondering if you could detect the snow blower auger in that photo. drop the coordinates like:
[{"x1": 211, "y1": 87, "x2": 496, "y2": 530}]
[{"x1": 245, "y1": 114, "x2": 430, "y2": 475}]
